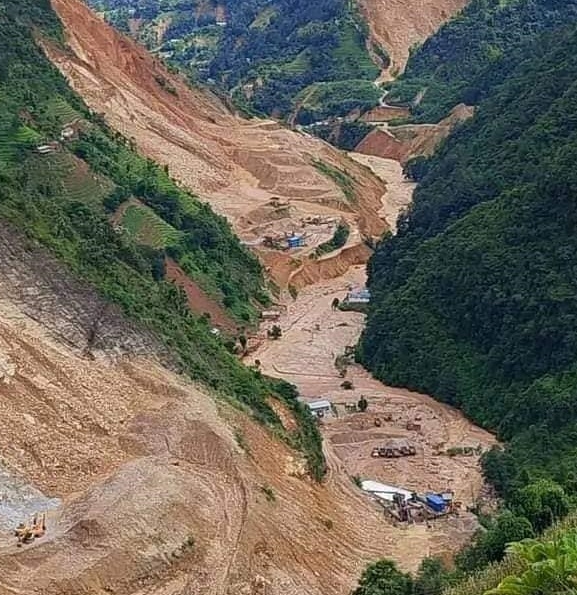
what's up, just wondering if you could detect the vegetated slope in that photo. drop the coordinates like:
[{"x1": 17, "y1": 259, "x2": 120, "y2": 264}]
[
  {"x1": 87, "y1": 0, "x2": 382, "y2": 123},
  {"x1": 387, "y1": 0, "x2": 577, "y2": 122},
  {"x1": 441, "y1": 513, "x2": 577, "y2": 595},
  {"x1": 360, "y1": 22, "x2": 577, "y2": 540},
  {"x1": 0, "y1": 228, "x2": 438, "y2": 595},
  {"x1": 47, "y1": 0, "x2": 389, "y2": 287},
  {"x1": 2, "y1": 1, "x2": 267, "y2": 326},
  {"x1": 357, "y1": 0, "x2": 467, "y2": 77}
]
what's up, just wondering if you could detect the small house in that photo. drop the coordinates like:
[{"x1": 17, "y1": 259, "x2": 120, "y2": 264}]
[
  {"x1": 361, "y1": 480, "x2": 414, "y2": 503},
  {"x1": 287, "y1": 234, "x2": 305, "y2": 249},
  {"x1": 307, "y1": 399, "x2": 332, "y2": 417},
  {"x1": 425, "y1": 493, "x2": 446, "y2": 513},
  {"x1": 261, "y1": 310, "x2": 281, "y2": 321},
  {"x1": 36, "y1": 142, "x2": 59, "y2": 155},
  {"x1": 60, "y1": 127, "x2": 76, "y2": 141},
  {"x1": 345, "y1": 288, "x2": 371, "y2": 304}
]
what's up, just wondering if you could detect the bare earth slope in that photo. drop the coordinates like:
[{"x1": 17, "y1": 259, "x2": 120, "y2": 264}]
[
  {"x1": 0, "y1": 223, "x2": 490, "y2": 595},
  {"x1": 356, "y1": 104, "x2": 475, "y2": 164},
  {"x1": 358, "y1": 0, "x2": 468, "y2": 77},
  {"x1": 45, "y1": 0, "x2": 388, "y2": 288}
]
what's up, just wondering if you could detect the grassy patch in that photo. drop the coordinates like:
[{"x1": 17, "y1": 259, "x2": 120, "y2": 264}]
[
  {"x1": 260, "y1": 485, "x2": 276, "y2": 502},
  {"x1": 294, "y1": 79, "x2": 380, "y2": 124},
  {"x1": 312, "y1": 159, "x2": 356, "y2": 204},
  {"x1": 250, "y1": 7, "x2": 278, "y2": 30},
  {"x1": 313, "y1": 222, "x2": 350, "y2": 258}
]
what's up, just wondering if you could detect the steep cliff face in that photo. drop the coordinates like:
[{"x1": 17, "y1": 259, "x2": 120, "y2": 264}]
[
  {"x1": 0, "y1": 223, "x2": 164, "y2": 358},
  {"x1": 45, "y1": 0, "x2": 388, "y2": 287}
]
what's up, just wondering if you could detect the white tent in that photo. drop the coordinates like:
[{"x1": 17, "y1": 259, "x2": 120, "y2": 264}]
[{"x1": 361, "y1": 480, "x2": 413, "y2": 503}]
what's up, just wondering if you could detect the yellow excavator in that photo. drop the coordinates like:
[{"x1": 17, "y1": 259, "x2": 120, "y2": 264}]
[{"x1": 14, "y1": 513, "x2": 46, "y2": 547}]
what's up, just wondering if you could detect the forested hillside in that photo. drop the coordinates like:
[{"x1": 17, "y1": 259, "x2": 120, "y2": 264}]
[
  {"x1": 87, "y1": 0, "x2": 382, "y2": 122},
  {"x1": 360, "y1": 19, "x2": 577, "y2": 558},
  {"x1": 0, "y1": 0, "x2": 324, "y2": 478},
  {"x1": 387, "y1": 0, "x2": 577, "y2": 122}
]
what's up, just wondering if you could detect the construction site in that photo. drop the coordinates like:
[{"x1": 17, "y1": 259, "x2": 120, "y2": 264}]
[
  {"x1": 243, "y1": 206, "x2": 341, "y2": 256},
  {"x1": 0, "y1": 0, "x2": 500, "y2": 592},
  {"x1": 249, "y1": 265, "x2": 498, "y2": 559}
]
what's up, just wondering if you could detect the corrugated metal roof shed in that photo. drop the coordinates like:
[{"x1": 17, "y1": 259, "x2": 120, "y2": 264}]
[{"x1": 307, "y1": 399, "x2": 332, "y2": 411}]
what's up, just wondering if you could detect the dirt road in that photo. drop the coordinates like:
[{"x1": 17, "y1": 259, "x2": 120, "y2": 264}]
[
  {"x1": 248, "y1": 266, "x2": 496, "y2": 564},
  {"x1": 247, "y1": 144, "x2": 497, "y2": 567}
]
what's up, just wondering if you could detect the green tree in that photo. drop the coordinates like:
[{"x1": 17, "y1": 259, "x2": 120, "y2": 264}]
[
  {"x1": 487, "y1": 532, "x2": 577, "y2": 595},
  {"x1": 512, "y1": 480, "x2": 570, "y2": 533},
  {"x1": 413, "y1": 557, "x2": 454, "y2": 595},
  {"x1": 358, "y1": 395, "x2": 368, "y2": 412},
  {"x1": 268, "y1": 325, "x2": 282, "y2": 340},
  {"x1": 353, "y1": 560, "x2": 413, "y2": 595},
  {"x1": 239, "y1": 335, "x2": 247, "y2": 352},
  {"x1": 457, "y1": 512, "x2": 535, "y2": 572}
]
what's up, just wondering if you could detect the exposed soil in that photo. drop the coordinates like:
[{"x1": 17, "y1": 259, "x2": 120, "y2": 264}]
[
  {"x1": 0, "y1": 5, "x2": 498, "y2": 594},
  {"x1": 247, "y1": 266, "x2": 497, "y2": 565},
  {"x1": 164, "y1": 258, "x2": 237, "y2": 333},
  {"x1": 0, "y1": 224, "x2": 493, "y2": 595},
  {"x1": 356, "y1": 104, "x2": 475, "y2": 164},
  {"x1": 358, "y1": 0, "x2": 468, "y2": 78},
  {"x1": 45, "y1": 0, "x2": 388, "y2": 290},
  {"x1": 348, "y1": 153, "x2": 415, "y2": 232},
  {"x1": 361, "y1": 105, "x2": 411, "y2": 123}
]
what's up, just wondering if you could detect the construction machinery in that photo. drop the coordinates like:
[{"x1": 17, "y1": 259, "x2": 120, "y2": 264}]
[
  {"x1": 14, "y1": 513, "x2": 46, "y2": 547},
  {"x1": 371, "y1": 439, "x2": 416, "y2": 458}
]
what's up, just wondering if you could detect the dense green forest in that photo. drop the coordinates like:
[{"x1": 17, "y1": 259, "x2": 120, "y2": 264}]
[
  {"x1": 360, "y1": 16, "x2": 577, "y2": 575},
  {"x1": 353, "y1": 515, "x2": 577, "y2": 595},
  {"x1": 87, "y1": 0, "x2": 382, "y2": 122},
  {"x1": 386, "y1": 0, "x2": 577, "y2": 123},
  {"x1": 0, "y1": 0, "x2": 324, "y2": 479}
]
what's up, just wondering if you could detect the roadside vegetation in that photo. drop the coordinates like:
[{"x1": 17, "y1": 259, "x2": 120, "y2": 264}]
[
  {"x1": 312, "y1": 159, "x2": 356, "y2": 204},
  {"x1": 0, "y1": 0, "x2": 325, "y2": 480},
  {"x1": 312, "y1": 222, "x2": 350, "y2": 258}
]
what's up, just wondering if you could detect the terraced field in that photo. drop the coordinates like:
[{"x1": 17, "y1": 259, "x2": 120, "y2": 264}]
[
  {"x1": 62, "y1": 155, "x2": 114, "y2": 206},
  {"x1": 0, "y1": 126, "x2": 45, "y2": 171},
  {"x1": 121, "y1": 201, "x2": 182, "y2": 248},
  {"x1": 46, "y1": 97, "x2": 80, "y2": 125}
]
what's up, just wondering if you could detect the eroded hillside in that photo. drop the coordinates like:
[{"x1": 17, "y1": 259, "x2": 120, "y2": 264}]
[
  {"x1": 45, "y1": 0, "x2": 389, "y2": 288},
  {"x1": 357, "y1": 0, "x2": 468, "y2": 77},
  {"x1": 0, "y1": 223, "x2": 486, "y2": 595}
]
